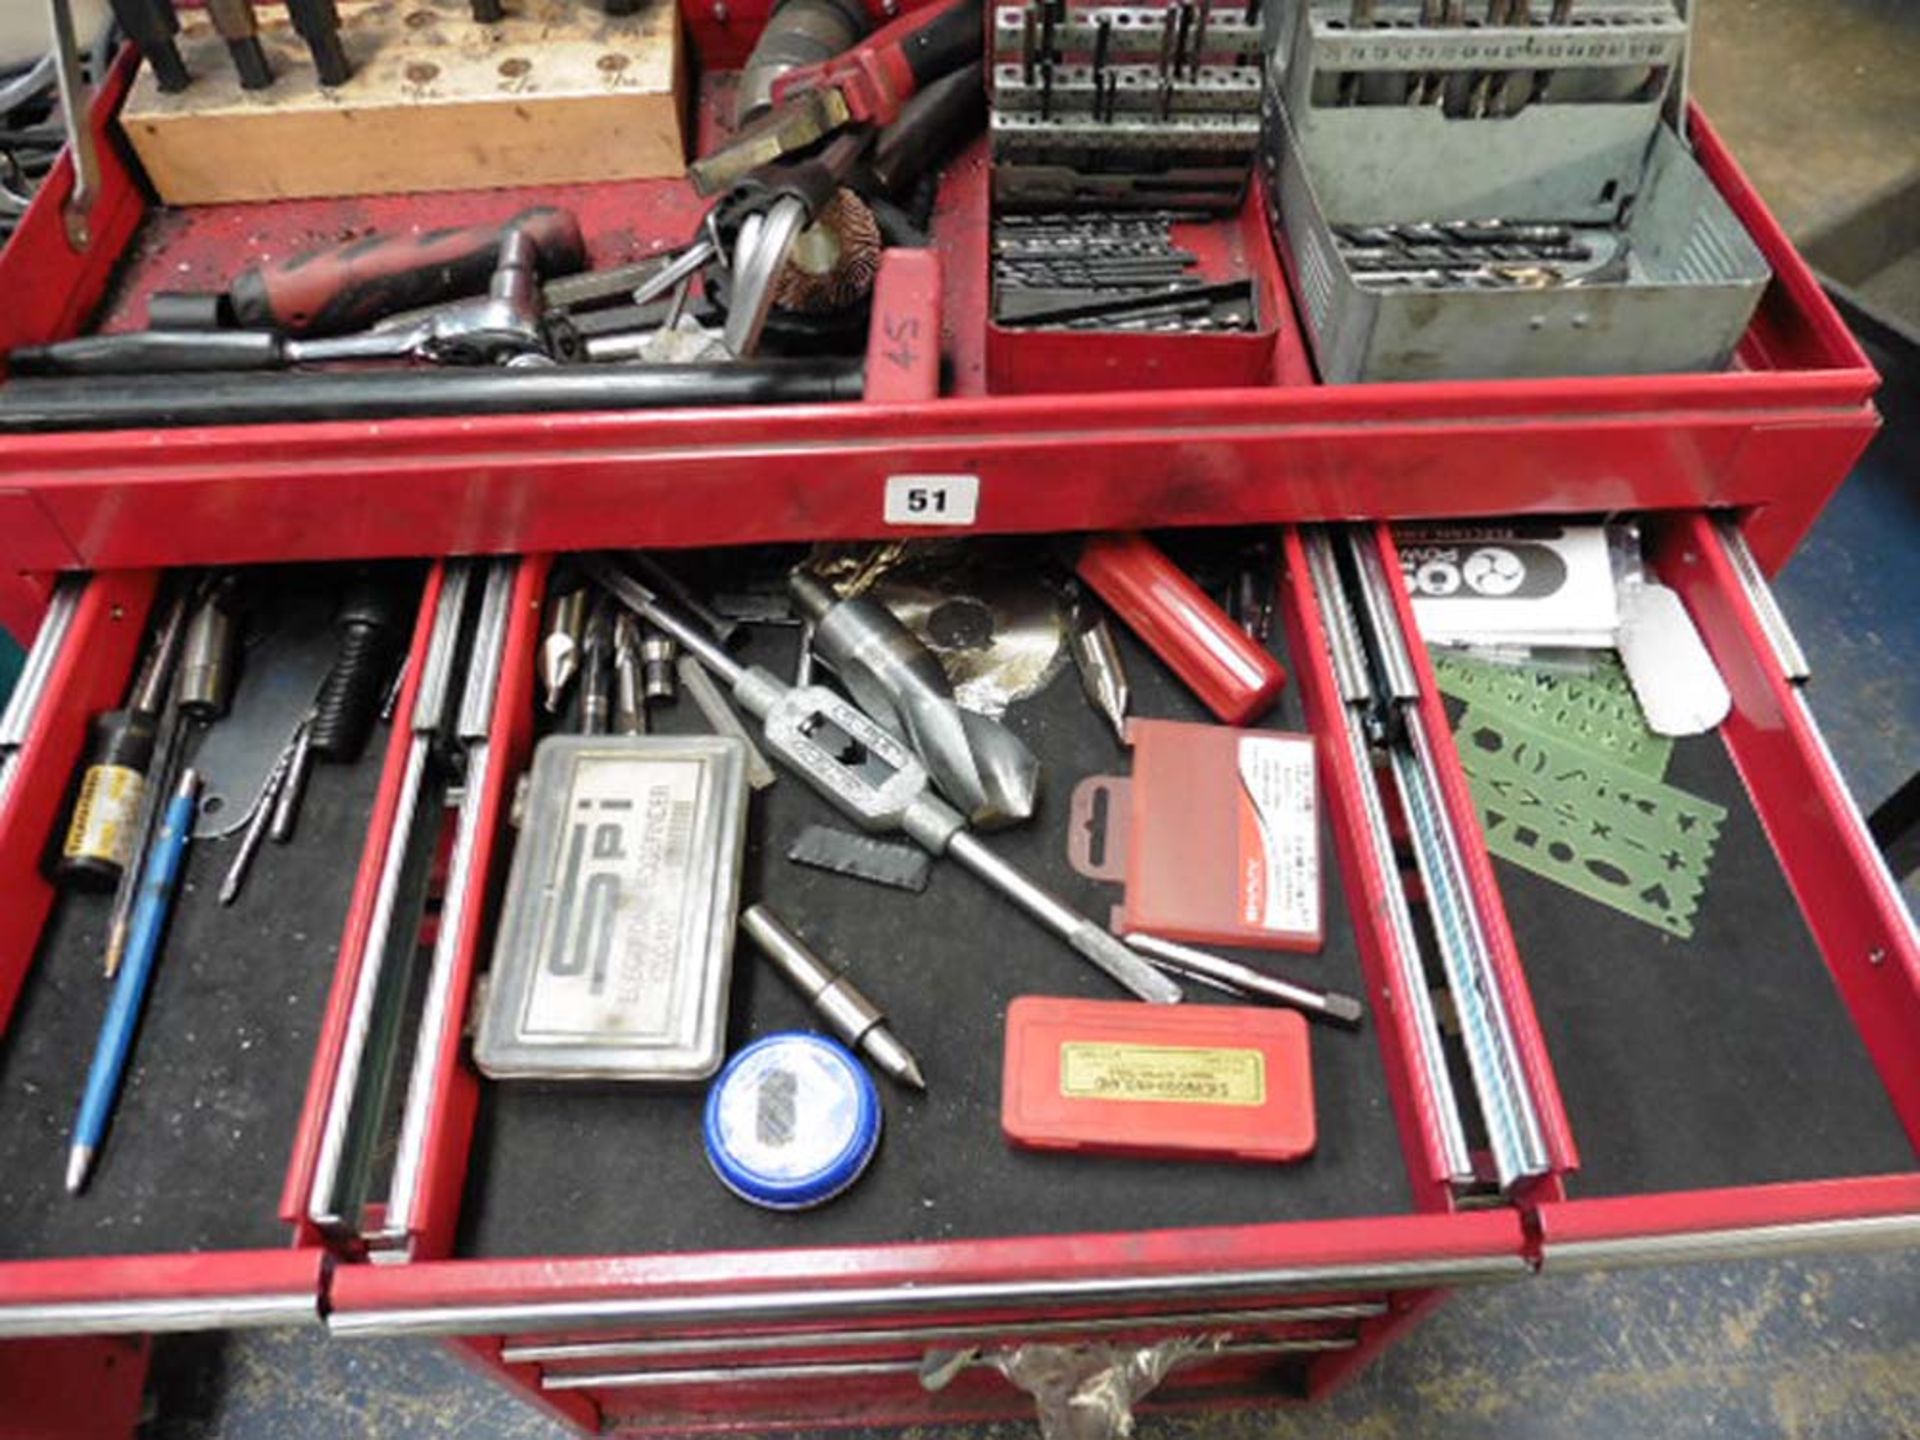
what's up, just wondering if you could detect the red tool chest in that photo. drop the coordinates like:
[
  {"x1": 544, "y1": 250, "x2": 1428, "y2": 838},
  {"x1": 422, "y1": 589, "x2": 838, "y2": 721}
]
[{"x1": 1, "y1": 5, "x2": 1916, "y2": 1435}]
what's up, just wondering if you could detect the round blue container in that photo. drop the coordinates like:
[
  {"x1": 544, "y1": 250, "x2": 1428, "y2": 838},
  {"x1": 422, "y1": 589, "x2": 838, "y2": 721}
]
[{"x1": 703, "y1": 1032, "x2": 882, "y2": 1210}]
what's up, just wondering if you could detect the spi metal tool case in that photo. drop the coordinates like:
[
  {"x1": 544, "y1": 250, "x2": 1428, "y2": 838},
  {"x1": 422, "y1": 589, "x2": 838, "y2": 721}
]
[
  {"x1": 1263, "y1": 0, "x2": 1772, "y2": 382},
  {"x1": 0, "y1": 1, "x2": 1914, "y2": 1436}
]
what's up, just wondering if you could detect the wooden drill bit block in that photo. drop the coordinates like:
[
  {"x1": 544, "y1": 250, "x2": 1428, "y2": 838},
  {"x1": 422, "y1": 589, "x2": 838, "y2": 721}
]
[{"x1": 119, "y1": 0, "x2": 685, "y2": 204}]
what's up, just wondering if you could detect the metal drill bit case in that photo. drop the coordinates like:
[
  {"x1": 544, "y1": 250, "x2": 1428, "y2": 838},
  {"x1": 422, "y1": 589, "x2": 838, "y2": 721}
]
[
  {"x1": 1262, "y1": 0, "x2": 1771, "y2": 382},
  {"x1": 475, "y1": 735, "x2": 751, "y2": 1083}
]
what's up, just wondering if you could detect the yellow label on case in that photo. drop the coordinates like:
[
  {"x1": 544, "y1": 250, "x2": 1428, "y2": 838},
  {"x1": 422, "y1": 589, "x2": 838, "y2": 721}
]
[
  {"x1": 63, "y1": 764, "x2": 144, "y2": 866},
  {"x1": 1058, "y1": 1042, "x2": 1265, "y2": 1107}
]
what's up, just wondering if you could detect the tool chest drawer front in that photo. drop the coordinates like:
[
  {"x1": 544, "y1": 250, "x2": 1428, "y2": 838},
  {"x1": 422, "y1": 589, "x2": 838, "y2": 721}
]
[
  {"x1": 509, "y1": 1297, "x2": 1389, "y2": 1381},
  {"x1": 574, "y1": 1330, "x2": 1360, "y2": 1435},
  {"x1": 0, "y1": 564, "x2": 426, "y2": 1333},
  {"x1": 0, "y1": 21, "x2": 1881, "y2": 575},
  {"x1": 513, "y1": 1298, "x2": 1386, "y2": 1433},
  {"x1": 1379, "y1": 512, "x2": 1920, "y2": 1262}
]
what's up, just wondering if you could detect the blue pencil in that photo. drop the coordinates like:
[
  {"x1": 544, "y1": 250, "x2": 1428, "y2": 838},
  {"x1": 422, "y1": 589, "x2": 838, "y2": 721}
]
[{"x1": 67, "y1": 767, "x2": 200, "y2": 1195}]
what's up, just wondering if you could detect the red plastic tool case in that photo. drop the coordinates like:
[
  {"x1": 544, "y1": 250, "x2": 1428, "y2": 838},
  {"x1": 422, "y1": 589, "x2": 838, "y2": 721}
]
[{"x1": 0, "y1": 4, "x2": 1915, "y2": 1436}]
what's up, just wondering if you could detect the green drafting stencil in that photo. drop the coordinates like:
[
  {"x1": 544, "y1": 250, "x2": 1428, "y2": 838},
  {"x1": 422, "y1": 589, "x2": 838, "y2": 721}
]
[
  {"x1": 1452, "y1": 707, "x2": 1726, "y2": 939},
  {"x1": 1433, "y1": 652, "x2": 1673, "y2": 780}
]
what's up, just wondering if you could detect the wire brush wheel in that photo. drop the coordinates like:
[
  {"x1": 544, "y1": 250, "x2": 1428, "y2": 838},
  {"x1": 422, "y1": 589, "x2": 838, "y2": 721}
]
[{"x1": 772, "y1": 189, "x2": 884, "y2": 316}]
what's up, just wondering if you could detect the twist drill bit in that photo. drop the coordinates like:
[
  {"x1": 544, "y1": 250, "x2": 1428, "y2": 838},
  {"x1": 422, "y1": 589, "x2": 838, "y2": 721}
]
[
  {"x1": 109, "y1": 0, "x2": 191, "y2": 93},
  {"x1": 206, "y1": 0, "x2": 274, "y2": 90},
  {"x1": 789, "y1": 568, "x2": 1040, "y2": 830},
  {"x1": 579, "y1": 598, "x2": 614, "y2": 735},
  {"x1": 288, "y1": 0, "x2": 353, "y2": 87},
  {"x1": 612, "y1": 612, "x2": 646, "y2": 734}
]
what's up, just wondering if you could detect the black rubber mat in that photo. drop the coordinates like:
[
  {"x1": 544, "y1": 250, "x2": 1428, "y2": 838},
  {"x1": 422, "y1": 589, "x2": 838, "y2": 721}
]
[
  {"x1": 0, "y1": 570, "x2": 416, "y2": 1261},
  {"x1": 458, "y1": 543, "x2": 1412, "y2": 1259},
  {"x1": 1463, "y1": 707, "x2": 1915, "y2": 1197}
]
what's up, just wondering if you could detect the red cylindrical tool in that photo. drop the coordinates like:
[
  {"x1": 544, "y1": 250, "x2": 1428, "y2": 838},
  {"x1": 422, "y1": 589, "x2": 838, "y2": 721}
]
[
  {"x1": 1076, "y1": 533, "x2": 1287, "y2": 725},
  {"x1": 227, "y1": 207, "x2": 587, "y2": 336}
]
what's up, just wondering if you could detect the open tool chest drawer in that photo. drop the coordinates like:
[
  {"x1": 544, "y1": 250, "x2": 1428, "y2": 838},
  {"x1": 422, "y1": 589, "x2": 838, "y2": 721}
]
[
  {"x1": 0, "y1": 0, "x2": 1888, "y2": 601},
  {"x1": 0, "y1": 565, "x2": 438, "y2": 1339},
  {"x1": 7, "y1": 517, "x2": 1909, "y2": 1434}
]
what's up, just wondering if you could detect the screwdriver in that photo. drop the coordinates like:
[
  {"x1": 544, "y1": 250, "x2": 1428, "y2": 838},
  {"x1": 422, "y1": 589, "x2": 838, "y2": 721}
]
[
  {"x1": 206, "y1": 0, "x2": 274, "y2": 90},
  {"x1": 742, "y1": 905, "x2": 926, "y2": 1090},
  {"x1": 54, "y1": 589, "x2": 189, "y2": 893},
  {"x1": 584, "y1": 557, "x2": 1182, "y2": 1004},
  {"x1": 108, "y1": 0, "x2": 191, "y2": 94}
]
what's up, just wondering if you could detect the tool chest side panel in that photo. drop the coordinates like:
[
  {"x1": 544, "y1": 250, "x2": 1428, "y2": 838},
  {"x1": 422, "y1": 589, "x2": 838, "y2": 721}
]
[
  {"x1": 1652, "y1": 513, "x2": 1920, "y2": 1140},
  {"x1": 0, "y1": 53, "x2": 143, "y2": 356}
]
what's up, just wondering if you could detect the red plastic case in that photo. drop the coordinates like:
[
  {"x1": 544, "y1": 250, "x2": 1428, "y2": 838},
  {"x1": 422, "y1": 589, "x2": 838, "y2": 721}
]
[
  {"x1": 1120, "y1": 719, "x2": 1324, "y2": 954},
  {"x1": 1002, "y1": 995, "x2": 1318, "y2": 1163}
]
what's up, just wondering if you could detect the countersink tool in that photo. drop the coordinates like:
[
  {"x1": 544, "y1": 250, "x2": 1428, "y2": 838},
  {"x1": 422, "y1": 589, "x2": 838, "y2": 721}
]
[
  {"x1": 788, "y1": 569, "x2": 1039, "y2": 829},
  {"x1": 541, "y1": 588, "x2": 587, "y2": 713},
  {"x1": 584, "y1": 557, "x2": 1180, "y2": 1004},
  {"x1": 1067, "y1": 582, "x2": 1130, "y2": 746}
]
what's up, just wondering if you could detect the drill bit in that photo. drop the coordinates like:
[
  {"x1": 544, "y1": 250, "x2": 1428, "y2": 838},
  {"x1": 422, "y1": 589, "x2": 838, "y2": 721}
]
[
  {"x1": 206, "y1": 0, "x2": 274, "y2": 90},
  {"x1": 1068, "y1": 584, "x2": 1130, "y2": 747},
  {"x1": 108, "y1": 0, "x2": 191, "y2": 93},
  {"x1": 287, "y1": 0, "x2": 353, "y2": 87},
  {"x1": 789, "y1": 569, "x2": 1040, "y2": 830},
  {"x1": 612, "y1": 612, "x2": 646, "y2": 734},
  {"x1": 1125, "y1": 933, "x2": 1366, "y2": 1028},
  {"x1": 742, "y1": 905, "x2": 926, "y2": 1091},
  {"x1": 578, "y1": 598, "x2": 613, "y2": 735},
  {"x1": 540, "y1": 588, "x2": 587, "y2": 714}
]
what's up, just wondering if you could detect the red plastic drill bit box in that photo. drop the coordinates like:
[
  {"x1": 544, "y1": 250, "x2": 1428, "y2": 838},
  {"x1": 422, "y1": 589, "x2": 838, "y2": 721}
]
[{"x1": 1002, "y1": 996, "x2": 1317, "y2": 1163}]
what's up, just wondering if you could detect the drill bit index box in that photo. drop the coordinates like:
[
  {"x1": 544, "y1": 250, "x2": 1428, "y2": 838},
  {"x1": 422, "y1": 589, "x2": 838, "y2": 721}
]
[{"x1": 1262, "y1": 0, "x2": 1771, "y2": 382}]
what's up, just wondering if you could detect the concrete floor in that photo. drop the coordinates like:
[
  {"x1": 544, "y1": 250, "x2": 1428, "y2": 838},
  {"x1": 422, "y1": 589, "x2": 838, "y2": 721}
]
[{"x1": 12, "y1": 0, "x2": 1918, "y2": 1433}]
